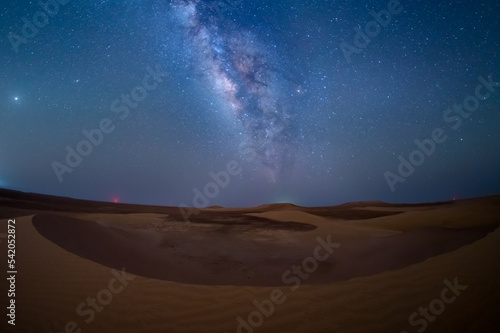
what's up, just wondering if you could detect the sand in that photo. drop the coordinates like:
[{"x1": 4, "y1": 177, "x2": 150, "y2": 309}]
[{"x1": 1, "y1": 191, "x2": 499, "y2": 333}]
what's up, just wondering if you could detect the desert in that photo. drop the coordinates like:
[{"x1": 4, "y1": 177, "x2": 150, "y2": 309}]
[{"x1": 1, "y1": 189, "x2": 499, "y2": 333}]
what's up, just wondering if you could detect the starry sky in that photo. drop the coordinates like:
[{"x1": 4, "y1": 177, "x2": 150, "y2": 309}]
[{"x1": 1, "y1": 0, "x2": 499, "y2": 207}]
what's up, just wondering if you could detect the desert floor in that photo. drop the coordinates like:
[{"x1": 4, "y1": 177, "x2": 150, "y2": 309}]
[{"x1": 1, "y1": 191, "x2": 499, "y2": 333}]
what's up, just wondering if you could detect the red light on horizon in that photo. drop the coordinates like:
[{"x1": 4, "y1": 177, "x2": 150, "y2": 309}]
[{"x1": 114, "y1": 199, "x2": 118, "y2": 203}]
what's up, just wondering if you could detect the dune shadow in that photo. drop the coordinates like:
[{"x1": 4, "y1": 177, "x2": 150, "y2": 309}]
[{"x1": 33, "y1": 214, "x2": 498, "y2": 286}]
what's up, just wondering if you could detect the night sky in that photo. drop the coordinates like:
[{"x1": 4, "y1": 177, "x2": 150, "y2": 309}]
[{"x1": 1, "y1": 0, "x2": 499, "y2": 208}]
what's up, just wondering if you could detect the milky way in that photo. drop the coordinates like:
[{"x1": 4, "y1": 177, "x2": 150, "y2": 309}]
[
  {"x1": 2, "y1": 0, "x2": 499, "y2": 207},
  {"x1": 169, "y1": 0, "x2": 300, "y2": 182}
]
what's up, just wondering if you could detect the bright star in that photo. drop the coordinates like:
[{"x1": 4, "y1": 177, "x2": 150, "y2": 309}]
[{"x1": 14, "y1": 97, "x2": 19, "y2": 101}]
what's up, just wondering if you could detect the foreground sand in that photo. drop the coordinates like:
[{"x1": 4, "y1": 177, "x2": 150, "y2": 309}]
[{"x1": 1, "y1": 192, "x2": 500, "y2": 333}]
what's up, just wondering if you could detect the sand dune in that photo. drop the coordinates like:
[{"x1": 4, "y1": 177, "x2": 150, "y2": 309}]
[
  {"x1": 32, "y1": 214, "x2": 497, "y2": 286},
  {"x1": 1, "y1": 191, "x2": 500, "y2": 333}
]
